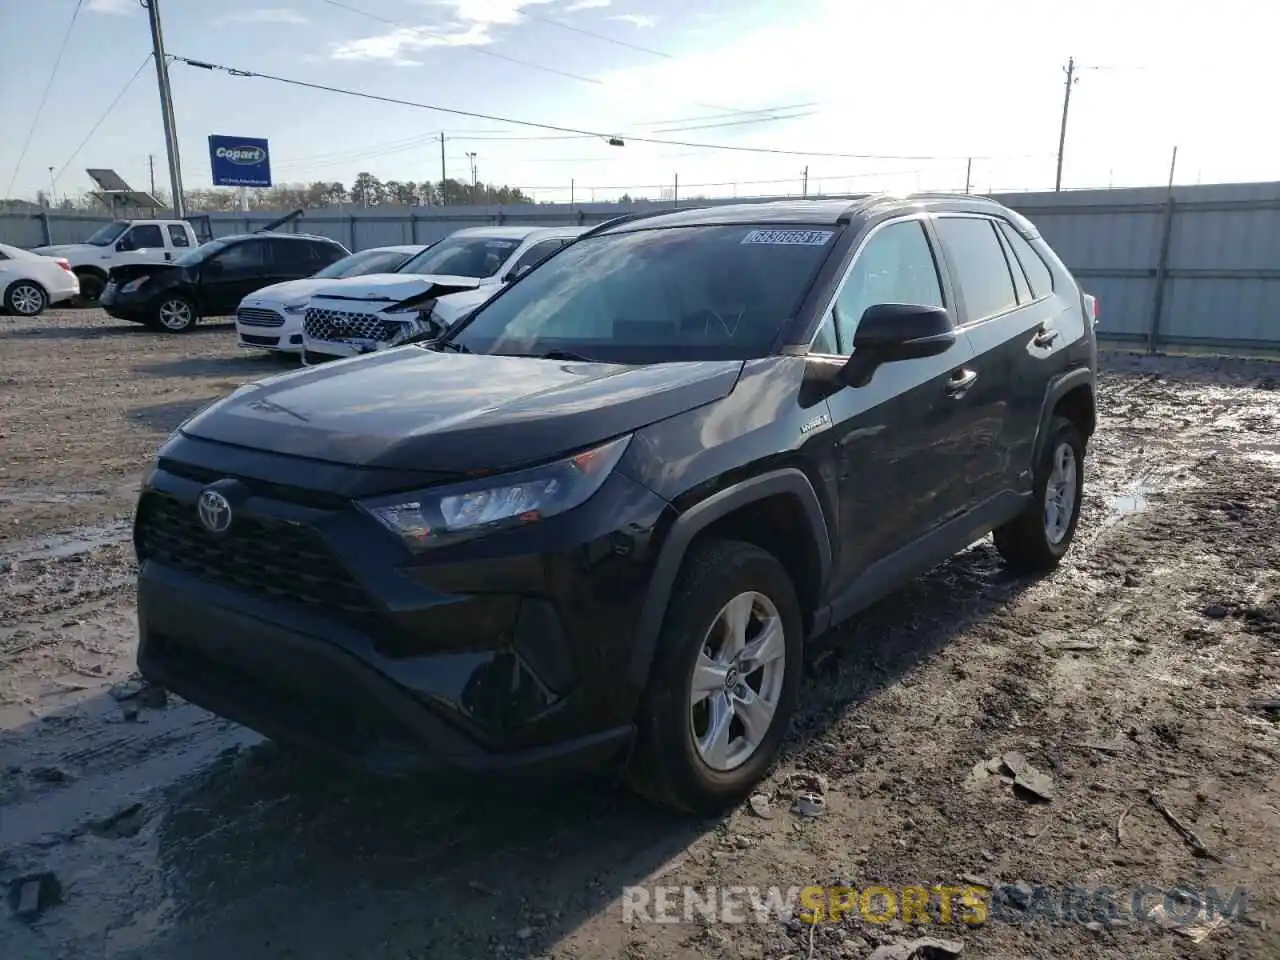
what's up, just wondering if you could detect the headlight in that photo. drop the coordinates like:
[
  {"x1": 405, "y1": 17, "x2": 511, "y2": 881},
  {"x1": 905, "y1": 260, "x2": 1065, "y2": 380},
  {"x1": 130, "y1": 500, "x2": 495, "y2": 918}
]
[
  {"x1": 359, "y1": 434, "x2": 631, "y2": 550},
  {"x1": 122, "y1": 278, "x2": 147, "y2": 293},
  {"x1": 281, "y1": 300, "x2": 308, "y2": 314}
]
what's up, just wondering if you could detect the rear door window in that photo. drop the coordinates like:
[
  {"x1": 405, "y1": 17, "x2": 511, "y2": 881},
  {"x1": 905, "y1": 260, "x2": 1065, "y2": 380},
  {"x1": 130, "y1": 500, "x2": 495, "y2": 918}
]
[
  {"x1": 269, "y1": 239, "x2": 312, "y2": 273},
  {"x1": 933, "y1": 217, "x2": 1018, "y2": 322},
  {"x1": 212, "y1": 239, "x2": 266, "y2": 273},
  {"x1": 166, "y1": 225, "x2": 191, "y2": 248},
  {"x1": 998, "y1": 222, "x2": 1055, "y2": 298},
  {"x1": 509, "y1": 239, "x2": 565, "y2": 276},
  {"x1": 995, "y1": 226, "x2": 1032, "y2": 303}
]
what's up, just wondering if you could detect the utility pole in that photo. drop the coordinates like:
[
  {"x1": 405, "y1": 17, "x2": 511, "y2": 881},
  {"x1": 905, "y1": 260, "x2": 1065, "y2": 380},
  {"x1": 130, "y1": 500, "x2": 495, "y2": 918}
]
[
  {"x1": 148, "y1": 154, "x2": 156, "y2": 197},
  {"x1": 673, "y1": 172, "x2": 679, "y2": 207},
  {"x1": 570, "y1": 178, "x2": 575, "y2": 205},
  {"x1": 466, "y1": 151, "x2": 477, "y2": 202},
  {"x1": 1167, "y1": 145, "x2": 1178, "y2": 191},
  {"x1": 964, "y1": 157, "x2": 972, "y2": 194},
  {"x1": 802, "y1": 165, "x2": 809, "y2": 198},
  {"x1": 1054, "y1": 56, "x2": 1076, "y2": 193},
  {"x1": 439, "y1": 132, "x2": 447, "y2": 204},
  {"x1": 142, "y1": 0, "x2": 186, "y2": 217},
  {"x1": 47, "y1": 167, "x2": 56, "y2": 207}
]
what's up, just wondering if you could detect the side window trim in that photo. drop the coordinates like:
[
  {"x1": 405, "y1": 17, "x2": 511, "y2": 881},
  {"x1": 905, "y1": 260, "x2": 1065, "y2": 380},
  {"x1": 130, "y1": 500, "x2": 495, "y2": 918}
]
[
  {"x1": 995, "y1": 224, "x2": 1033, "y2": 304},
  {"x1": 807, "y1": 214, "x2": 948, "y2": 357},
  {"x1": 996, "y1": 220, "x2": 1055, "y2": 298},
  {"x1": 932, "y1": 213, "x2": 1026, "y2": 328}
]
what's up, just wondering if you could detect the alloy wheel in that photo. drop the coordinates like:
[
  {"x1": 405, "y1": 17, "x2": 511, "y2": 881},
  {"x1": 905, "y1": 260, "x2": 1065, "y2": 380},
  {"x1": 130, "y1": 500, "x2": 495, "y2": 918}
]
[
  {"x1": 689, "y1": 591, "x2": 787, "y2": 772},
  {"x1": 1044, "y1": 441, "x2": 1078, "y2": 544},
  {"x1": 10, "y1": 283, "x2": 45, "y2": 316},
  {"x1": 158, "y1": 299, "x2": 194, "y2": 331}
]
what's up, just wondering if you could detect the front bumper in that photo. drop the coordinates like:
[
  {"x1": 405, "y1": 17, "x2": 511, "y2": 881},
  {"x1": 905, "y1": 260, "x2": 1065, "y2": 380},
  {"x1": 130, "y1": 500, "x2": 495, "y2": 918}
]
[
  {"x1": 236, "y1": 306, "x2": 304, "y2": 353},
  {"x1": 134, "y1": 440, "x2": 671, "y2": 775},
  {"x1": 100, "y1": 283, "x2": 153, "y2": 322}
]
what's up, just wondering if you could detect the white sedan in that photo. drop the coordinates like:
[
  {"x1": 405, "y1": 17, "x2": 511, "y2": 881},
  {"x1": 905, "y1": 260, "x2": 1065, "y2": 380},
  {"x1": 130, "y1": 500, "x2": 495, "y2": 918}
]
[
  {"x1": 234, "y1": 244, "x2": 428, "y2": 355},
  {"x1": 0, "y1": 242, "x2": 79, "y2": 316}
]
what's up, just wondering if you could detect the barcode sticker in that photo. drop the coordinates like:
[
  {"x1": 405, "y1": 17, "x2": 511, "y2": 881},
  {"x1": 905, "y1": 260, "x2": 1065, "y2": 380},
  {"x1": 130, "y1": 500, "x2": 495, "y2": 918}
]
[{"x1": 741, "y1": 229, "x2": 834, "y2": 246}]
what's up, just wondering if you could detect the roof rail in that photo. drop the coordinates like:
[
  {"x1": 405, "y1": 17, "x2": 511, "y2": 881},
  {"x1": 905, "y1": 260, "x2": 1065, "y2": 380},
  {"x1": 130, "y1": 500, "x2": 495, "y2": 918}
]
[
  {"x1": 906, "y1": 191, "x2": 999, "y2": 203},
  {"x1": 574, "y1": 210, "x2": 665, "y2": 240}
]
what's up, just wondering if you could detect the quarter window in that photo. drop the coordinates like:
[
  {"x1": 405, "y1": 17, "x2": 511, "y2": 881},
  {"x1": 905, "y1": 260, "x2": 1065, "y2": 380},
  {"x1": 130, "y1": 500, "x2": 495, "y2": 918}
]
[
  {"x1": 996, "y1": 226, "x2": 1032, "y2": 303},
  {"x1": 832, "y1": 220, "x2": 944, "y2": 350},
  {"x1": 933, "y1": 217, "x2": 1018, "y2": 322},
  {"x1": 998, "y1": 222, "x2": 1055, "y2": 297}
]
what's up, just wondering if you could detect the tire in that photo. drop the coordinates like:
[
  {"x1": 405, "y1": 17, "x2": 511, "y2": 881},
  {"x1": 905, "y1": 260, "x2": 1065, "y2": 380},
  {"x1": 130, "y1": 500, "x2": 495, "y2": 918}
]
[
  {"x1": 994, "y1": 416, "x2": 1085, "y2": 571},
  {"x1": 152, "y1": 296, "x2": 198, "y2": 333},
  {"x1": 627, "y1": 539, "x2": 803, "y2": 814},
  {"x1": 74, "y1": 270, "x2": 105, "y2": 306},
  {"x1": 5, "y1": 280, "x2": 47, "y2": 317}
]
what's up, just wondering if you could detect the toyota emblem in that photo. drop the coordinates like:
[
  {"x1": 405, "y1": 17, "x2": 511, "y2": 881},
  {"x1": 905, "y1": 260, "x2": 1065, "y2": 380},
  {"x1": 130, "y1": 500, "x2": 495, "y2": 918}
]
[{"x1": 197, "y1": 489, "x2": 233, "y2": 534}]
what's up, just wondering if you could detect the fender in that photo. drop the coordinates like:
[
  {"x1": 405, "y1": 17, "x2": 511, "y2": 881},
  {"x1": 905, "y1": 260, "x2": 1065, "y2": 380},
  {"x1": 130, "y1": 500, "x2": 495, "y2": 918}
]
[
  {"x1": 1032, "y1": 365, "x2": 1095, "y2": 465},
  {"x1": 627, "y1": 468, "x2": 832, "y2": 687}
]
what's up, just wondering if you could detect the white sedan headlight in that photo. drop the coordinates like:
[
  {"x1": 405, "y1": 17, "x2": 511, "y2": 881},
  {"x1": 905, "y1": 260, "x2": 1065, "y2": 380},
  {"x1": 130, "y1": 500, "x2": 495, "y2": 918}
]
[
  {"x1": 281, "y1": 300, "x2": 309, "y2": 314},
  {"x1": 359, "y1": 435, "x2": 631, "y2": 551}
]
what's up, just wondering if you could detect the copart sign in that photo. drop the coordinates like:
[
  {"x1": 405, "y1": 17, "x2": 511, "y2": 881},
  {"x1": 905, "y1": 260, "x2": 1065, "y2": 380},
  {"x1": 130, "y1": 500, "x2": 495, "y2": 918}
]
[{"x1": 208, "y1": 135, "x2": 272, "y2": 187}]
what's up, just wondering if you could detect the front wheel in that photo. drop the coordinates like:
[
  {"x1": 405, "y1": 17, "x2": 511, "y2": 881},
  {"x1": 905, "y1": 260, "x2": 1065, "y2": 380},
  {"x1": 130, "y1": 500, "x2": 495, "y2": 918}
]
[
  {"x1": 994, "y1": 416, "x2": 1085, "y2": 571},
  {"x1": 73, "y1": 270, "x2": 105, "y2": 306},
  {"x1": 5, "y1": 281, "x2": 47, "y2": 316},
  {"x1": 153, "y1": 296, "x2": 197, "y2": 333},
  {"x1": 627, "y1": 539, "x2": 802, "y2": 814}
]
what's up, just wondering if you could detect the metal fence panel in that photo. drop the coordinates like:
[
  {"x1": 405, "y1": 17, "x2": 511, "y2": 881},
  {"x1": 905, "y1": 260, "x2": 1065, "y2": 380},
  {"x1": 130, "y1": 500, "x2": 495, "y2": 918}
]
[{"x1": 5, "y1": 183, "x2": 1280, "y2": 353}]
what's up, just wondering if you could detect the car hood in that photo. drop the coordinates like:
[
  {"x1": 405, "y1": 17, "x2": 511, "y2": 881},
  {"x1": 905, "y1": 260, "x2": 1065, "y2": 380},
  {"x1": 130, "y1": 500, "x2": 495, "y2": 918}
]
[
  {"x1": 309, "y1": 273, "x2": 484, "y2": 306},
  {"x1": 181, "y1": 348, "x2": 743, "y2": 473},
  {"x1": 239, "y1": 277, "x2": 334, "y2": 308}
]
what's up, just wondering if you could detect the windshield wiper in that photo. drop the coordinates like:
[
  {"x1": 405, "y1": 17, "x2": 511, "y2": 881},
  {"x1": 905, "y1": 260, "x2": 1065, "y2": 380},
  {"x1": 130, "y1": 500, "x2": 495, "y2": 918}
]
[
  {"x1": 538, "y1": 349, "x2": 596, "y2": 362},
  {"x1": 429, "y1": 338, "x2": 470, "y2": 353}
]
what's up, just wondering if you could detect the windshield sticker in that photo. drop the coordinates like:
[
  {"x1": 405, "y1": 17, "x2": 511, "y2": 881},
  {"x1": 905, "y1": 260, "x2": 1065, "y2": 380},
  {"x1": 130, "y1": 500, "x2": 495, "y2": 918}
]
[{"x1": 741, "y1": 229, "x2": 834, "y2": 246}]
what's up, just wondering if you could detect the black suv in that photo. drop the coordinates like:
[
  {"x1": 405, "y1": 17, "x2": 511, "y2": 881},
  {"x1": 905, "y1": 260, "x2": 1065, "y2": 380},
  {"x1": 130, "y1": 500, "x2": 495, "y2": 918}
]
[
  {"x1": 101, "y1": 232, "x2": 349, "y2": 333},
  {"x1": 133, "y1": 196, "x2": 1096, "y2": 812}
]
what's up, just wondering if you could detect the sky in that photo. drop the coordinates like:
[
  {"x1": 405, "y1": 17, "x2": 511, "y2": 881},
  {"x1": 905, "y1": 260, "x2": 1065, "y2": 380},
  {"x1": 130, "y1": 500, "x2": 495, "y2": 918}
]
[{"x1": 1, "y1": 0, "x2": 1276, "y2": 206}]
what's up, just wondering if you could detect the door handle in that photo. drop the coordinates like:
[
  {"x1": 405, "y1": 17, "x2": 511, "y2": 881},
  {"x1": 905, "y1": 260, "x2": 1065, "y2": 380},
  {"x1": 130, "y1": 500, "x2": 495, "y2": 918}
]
[
  {"x1": 1032, "y1": 324, "x2": 1060, "y2": 347},
  {"x1": 947, "y1": 368, "x2": 978, "y2": 396},
  {"x1": 164, "y1": 252, "x2": 172, "y2": 261}
]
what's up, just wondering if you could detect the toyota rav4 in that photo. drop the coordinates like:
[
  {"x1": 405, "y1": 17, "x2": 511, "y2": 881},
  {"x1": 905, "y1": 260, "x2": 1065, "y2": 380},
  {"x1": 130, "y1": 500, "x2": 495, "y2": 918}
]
[{"x1": 133, "y1": 195, "x2": 1097, "y2": 813}]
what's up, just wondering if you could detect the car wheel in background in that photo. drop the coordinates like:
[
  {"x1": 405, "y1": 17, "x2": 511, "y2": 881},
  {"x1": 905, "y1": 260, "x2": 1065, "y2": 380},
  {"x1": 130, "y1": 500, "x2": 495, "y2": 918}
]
[
  {"x1": 627, "y1": 539, "x2": 803, "y2": 814},
  {"x1": 153, "y1": 296, "x2": 198, "y2": 333},
  {"x1": 994, "y1": 415, "x2": 1086, "y2": 571},
  {"x1": 73, "y1": 270, "x2": 105, "y2": 306},
  {"x1": 5, "y1": 281, "x2": 48, "y2": 317}
]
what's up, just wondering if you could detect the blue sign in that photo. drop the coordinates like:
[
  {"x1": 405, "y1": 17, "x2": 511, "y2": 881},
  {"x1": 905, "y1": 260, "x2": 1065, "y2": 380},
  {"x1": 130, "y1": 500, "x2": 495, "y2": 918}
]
[{"x1": 208, "y1": 135, "x2": 272, "y2": 188}]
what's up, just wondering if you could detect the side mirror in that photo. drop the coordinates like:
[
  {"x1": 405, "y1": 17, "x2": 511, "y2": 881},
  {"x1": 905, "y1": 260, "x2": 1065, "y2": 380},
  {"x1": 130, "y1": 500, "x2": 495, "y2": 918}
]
[
  {"x1": 115, "y1": 237, "x2": 133, "y2": 252},
  {"x1": 504, "y1": 264, "x2": 533, "y2": 283},
  {"x1": 839, "y1": 303, "x2": 955, "y2": 387}
]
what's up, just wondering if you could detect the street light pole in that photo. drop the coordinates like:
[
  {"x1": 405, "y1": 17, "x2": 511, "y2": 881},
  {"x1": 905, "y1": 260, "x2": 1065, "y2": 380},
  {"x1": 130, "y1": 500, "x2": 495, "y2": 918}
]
[
  {"x1": 142, "y1": 0, "x2": 185, "y2": 217},
  {"x1": 1054, "y1": 56, "x2": 1076, "y2": 193}
]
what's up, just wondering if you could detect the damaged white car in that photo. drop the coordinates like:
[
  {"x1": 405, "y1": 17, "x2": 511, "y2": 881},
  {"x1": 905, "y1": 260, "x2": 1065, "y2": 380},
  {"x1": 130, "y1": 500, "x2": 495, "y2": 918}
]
[{"x1": 300, "y1": 225, "x2": 587, "y2": 363}]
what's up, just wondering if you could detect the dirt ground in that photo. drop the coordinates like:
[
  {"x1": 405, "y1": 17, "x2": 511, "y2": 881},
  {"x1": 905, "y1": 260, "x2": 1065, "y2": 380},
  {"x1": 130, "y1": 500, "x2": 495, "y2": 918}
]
[{"x1": 1, "y1": 307, "x2": 1279, "y2": 960}]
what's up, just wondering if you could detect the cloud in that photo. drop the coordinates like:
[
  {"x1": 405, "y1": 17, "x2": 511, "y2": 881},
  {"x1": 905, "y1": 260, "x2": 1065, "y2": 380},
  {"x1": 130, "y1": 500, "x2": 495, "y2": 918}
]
[
  {"x1": 330, "y1": 23, "x2": 494, "y2": 62},
  {"x1": 221, "y1": 8, "x2": 310, "y2": 25},
  {"x1": 610, "y1": 13, "x2": 655, "y2": 28},
  {"x1": 564, "y1": 0, "x2": 611, "y2": 10},
  {"x1": 443, "y1": 0, "x2": 557, "y2": 26},
  {"x1": 86, "y1": 0, "x2": 136, "y2": 14}
]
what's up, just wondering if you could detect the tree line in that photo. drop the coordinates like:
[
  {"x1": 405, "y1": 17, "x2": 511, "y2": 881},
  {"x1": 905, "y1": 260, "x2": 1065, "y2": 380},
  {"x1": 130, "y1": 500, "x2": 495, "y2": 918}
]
[{"x1": 187, "y1": 172, "x2": 531, "y2": 212}]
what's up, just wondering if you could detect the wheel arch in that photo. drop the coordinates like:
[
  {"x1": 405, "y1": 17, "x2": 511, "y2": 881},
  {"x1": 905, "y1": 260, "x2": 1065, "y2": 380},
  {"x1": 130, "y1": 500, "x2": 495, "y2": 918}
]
[
  {"x1": 1033, "y1": 367, "x2": 1095, "y2": 465},
  {"x1": 3, "y1": 276, "x2": 48, "y2": 310},
  {"x1": 627, "y1": 468, "x2": 832, "y2": 689},
  {"x1": 72, "y1": 264, "x2": 109, "y2": 281}
]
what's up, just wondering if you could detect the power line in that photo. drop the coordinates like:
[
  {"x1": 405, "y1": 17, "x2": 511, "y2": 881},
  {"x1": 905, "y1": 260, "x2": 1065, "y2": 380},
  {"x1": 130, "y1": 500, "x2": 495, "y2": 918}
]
[
  {"x1": 53, "y1": 54, "x2": 154, "y2": 185},
  {"x1": 6, "y1": 0, "x2": 86, "y2": 197},
  {"x1": 171, "y1": 55, "x2": 1048, "y2": 162},
  {"x1": 316, "y1": 0, "x2": 793, "y2": 122},
  {"x1": 522, "y1": 11, "x2": 674, "y2": 59}
]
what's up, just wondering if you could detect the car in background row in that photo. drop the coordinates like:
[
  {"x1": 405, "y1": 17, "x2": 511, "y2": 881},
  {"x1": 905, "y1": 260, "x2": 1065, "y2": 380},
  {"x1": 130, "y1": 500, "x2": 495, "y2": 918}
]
[
  {"x1": 31, "y1": 219, "x2": 200, "y2": 304},
  {"x1": 101, "y1": 233, "x2": 349, "y2": 333},
  {"x1": 234, "y1": 244, "x2": 429, "y2": 356},
  {"x1": 0, "y1": 241, "x2": 79, "y2": 316},
  {"x1": 300, "y1": 225, "x2": 588, "y2": 363}
]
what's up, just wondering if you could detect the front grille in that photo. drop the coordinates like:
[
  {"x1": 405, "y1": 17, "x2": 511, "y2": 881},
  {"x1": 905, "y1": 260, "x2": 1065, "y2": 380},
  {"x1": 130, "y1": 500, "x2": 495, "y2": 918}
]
[
  {"x1": 240, "y1": 333, "x2": 279, "y2": 346},
  {"x1": 136, "y1": 493, "x2": 378, "y2": 626},
  {"x1": 304, "y1": 307, "x2": 395, "y2": 343},
  {"x1": 237, "y1": 306, "x2": 285, "y2": 328}
]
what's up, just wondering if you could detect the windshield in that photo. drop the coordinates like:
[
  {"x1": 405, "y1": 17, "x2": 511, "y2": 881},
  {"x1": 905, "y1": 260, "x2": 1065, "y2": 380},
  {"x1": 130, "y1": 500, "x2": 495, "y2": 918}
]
[
  {"x1": 397, "y1": 235, "x2": 522, "y2": 279},
  {"x1": 447, "y1": 225, "x2": 838, "y2": 362},
  {"x1": 313, "y1": 248, "x2": 413, "y2": 279},
  {"x1": 84, "y1": 221, "x2": 129, "y2": 247},
  {"x1": 174, "y1": 238, "x2": 228, "y2": 267}
]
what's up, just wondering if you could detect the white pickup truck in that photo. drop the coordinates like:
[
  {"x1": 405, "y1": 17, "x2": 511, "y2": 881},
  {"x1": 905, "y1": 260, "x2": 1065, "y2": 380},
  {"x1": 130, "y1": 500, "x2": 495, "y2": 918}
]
[{"x1": 31, "y1": 218, "x2": 200, "y2": 304}]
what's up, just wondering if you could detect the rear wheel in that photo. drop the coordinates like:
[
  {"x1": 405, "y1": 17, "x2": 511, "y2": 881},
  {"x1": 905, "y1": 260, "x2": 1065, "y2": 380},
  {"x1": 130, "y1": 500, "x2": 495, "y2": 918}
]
[
  {"x1": 74, "y1": 270, "x2": 105, "y2": 306},
  {"x1": 5, "y1": 281, "x2": 47, "y2": 316},
  {"x1": 994, "y1": 416, "x2": 1085, "y2": 571},
  {"x1": 153, "y1": 296, "x2": 197, "y2": 333},
  {"x1": 627, "y1": 539, "x2": 802, "y2": 814}
]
